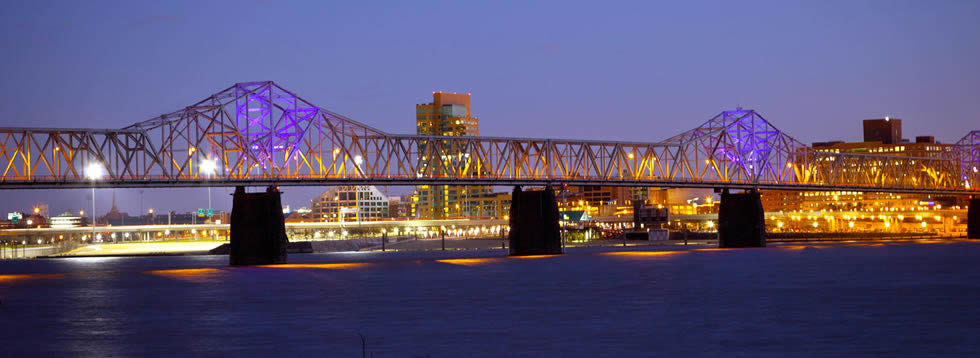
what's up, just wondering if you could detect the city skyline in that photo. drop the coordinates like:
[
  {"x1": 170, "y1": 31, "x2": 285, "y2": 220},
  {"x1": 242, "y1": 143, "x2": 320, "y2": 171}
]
[
  {"x1": 2, "y1": 1, "x2": 980, "y2": 215},
  {"x1": 2, "y1": 3, "x2": 980, "y2": 355}
]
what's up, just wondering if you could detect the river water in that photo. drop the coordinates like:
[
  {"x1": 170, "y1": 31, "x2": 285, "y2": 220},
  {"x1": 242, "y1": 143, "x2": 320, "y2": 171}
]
[{"x1": 1, "y1": 240, "x2": 979, "y2": 357}]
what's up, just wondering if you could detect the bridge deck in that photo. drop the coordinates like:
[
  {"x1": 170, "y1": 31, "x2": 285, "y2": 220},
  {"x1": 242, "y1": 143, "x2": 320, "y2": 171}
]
[{"x1": 1, "y1": 81, "x2": 977, "y2": 194}]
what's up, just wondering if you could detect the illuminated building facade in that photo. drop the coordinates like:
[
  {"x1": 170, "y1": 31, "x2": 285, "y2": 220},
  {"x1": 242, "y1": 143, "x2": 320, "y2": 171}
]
[
  {"x1": 50, "y1": 212, "x2": 83, "y2": 228},
  {"x1": 556, "y1": 186, "x2": 667, "y2": 217},
  {"x1": 459, "y1": 192, "x2": 512, "y2": 218},
  {"x1": 388, "y1": 196, "x2": 420, "y2": 219},
  {"x1": 807, "y1": 117, "x2": 956, "y2": 210},
  {"x1": 414, "y1": 92, "x2": 491, "y2": 218},
  {"x1": 758, "y1": 117, "x2": 969, "y2": 233},
  {"x1": 814, "y1": 116, "x2": 951, "y2": 157},
  {"x1": 311, "y1": 186, "x2": 390, "y2": 222}
]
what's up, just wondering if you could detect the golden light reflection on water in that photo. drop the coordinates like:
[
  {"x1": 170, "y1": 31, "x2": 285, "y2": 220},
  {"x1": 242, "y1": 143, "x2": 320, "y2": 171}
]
[
  {"x1": 601, "y1": 251, "x2": 686, "y2": 257},
  {"x1": 146, "y1": 268, "x2": 223, "y2": 283},
  {"x1": 436, "y1": 258, "x2": 504, "y2": 266},
  {"x1": 509, "y1": 254, "x2": 562, "y2": 259},
  {"x1": 692, "y1": 248, "x2": 740, "y2": 252},
  {"x1": 850, "y1": 243, "x2": 886, "y2": 247},
  {"x1": 146, "y1": 263, "x2": 370, "y2": 281},
  {"x1": 0, "y1": 273, "x2": 64, "y2": 283},
  {"x1": 256, "y1": 263, "x2": 369, "y2": 270},
  {"x1": 914, "y1": 239, "x2": 965, "y2": 245}
]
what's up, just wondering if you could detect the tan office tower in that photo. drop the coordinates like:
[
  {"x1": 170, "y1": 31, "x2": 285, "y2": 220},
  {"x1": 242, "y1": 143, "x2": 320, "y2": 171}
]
[{"x1": 414, "y1": 92, "x2": 491, "y2": 218}]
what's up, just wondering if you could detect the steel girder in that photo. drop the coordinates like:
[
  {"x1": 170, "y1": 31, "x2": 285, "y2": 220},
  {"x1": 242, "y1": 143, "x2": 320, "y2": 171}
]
[
  {"x1": 952, "y1": 131, "x2": 980, "y2": 189},
  {"x1": 0, "y1": 82, "x2": 977, "y2": 195},
  {"x1": 663, "y1": 109, "x2": 970, "y2": 193}
]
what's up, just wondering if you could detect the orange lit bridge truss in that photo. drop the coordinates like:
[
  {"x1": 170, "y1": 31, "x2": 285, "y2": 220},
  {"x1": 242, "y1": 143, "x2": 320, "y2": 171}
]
[{"x1": 1, "y1": 81, "x2": 977, "y2": 195}]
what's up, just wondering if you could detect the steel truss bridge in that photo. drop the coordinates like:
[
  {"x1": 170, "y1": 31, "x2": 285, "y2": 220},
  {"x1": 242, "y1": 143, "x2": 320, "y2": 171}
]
[{"x1": 1, "y1": 81, "x2": 978, "y2": 195}]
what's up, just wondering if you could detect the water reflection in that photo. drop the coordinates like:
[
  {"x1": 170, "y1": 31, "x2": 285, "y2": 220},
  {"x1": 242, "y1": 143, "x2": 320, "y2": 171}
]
[
  {"x1": 256, "y1": 263, "x2": 370, "y2": 270},
  {"x1": 601, "y1": 251, "x2": 686, "y2": 257},
  {"x1": 509, "y1": 254, "x2": 562, "y2": 259},
  {"x1": 147, "y1": 268, "x2": 224, "y2": 283},
  {"x1": 436, "y1": 258, "x2": 505, "y2": 266},
  {"x1": 2, "y1": 241, "x2": 980, "y2": 356},
  {"x1": 0, "y1": 273, "x2": 64, "y2": 283}
]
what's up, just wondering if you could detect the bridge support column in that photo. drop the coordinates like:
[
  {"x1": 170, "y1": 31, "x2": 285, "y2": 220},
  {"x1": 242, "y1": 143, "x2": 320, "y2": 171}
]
[
  {"x1": 718, "y1": 189, "x2": 766, "y2": 248},
  {"x1": 508, "y1": 186, "x2": 562, "y2": 256},
  {"x1": 969, "y1": 197, "x2": 979, "y2": 239},
  {"x1": 230, "y1": 186, "x2": 288, "y2": 265}
]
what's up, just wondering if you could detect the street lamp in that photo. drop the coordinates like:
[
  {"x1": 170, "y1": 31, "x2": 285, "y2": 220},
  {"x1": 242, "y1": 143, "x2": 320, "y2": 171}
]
[
  {"x1": 85, "y1": 162, "x2": 105, "y2": 180},
  {"x1": 85, "y1": 162, "x2": 105, "y2": 242},
  {"x1": 199, "y1": 158, "x2": 218, "y2": 222}
]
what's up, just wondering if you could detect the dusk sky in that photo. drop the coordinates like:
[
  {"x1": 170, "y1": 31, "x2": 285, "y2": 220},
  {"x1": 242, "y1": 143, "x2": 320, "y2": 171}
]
[{"x1": 2, "y1": 0, "x2": 979, "y2": 216}]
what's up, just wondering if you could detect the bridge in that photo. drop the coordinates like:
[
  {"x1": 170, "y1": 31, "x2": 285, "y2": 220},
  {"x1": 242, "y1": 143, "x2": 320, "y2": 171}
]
[
  {"x1": 1, "y1": 81, "x2": 978, "y2": 257},
  {"x1": 0, "y1": 81, "x2": 977, "y2": 194}
]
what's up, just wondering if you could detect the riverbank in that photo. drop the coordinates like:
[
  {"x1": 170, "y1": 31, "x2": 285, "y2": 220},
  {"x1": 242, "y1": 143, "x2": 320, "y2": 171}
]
[
  {"x1": 26, "y1": 232, "x2": 970, "y2": 259},
  {"x1": 43, "y1": 241, "x2": 224, "y2": 258}
]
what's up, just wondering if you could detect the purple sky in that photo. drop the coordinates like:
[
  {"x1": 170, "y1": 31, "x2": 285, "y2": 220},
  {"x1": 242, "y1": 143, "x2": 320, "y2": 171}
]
[{"x1": 1, "y1": 0, "x2": 979, "y2": 216}]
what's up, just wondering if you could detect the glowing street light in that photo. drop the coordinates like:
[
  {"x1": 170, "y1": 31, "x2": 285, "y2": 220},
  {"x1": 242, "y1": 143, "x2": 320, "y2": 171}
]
[
  {"x1": 85, "y1": 162, "x2": 105, "y2": 241},
  {"x1": 199, "y1": 158, "x2": 218, "y2": 176},
  {"x1": 85, "y1": 162, "x2": 105, "y2": 180},
  {"x1": 199, "y1": 157, "x2": 218, "y2": 222}
]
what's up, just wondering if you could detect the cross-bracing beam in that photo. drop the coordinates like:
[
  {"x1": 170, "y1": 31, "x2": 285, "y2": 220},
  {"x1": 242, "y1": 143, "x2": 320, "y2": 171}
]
[{"x1": 0, "y1": 82, "x2": 977, "y2": 195}]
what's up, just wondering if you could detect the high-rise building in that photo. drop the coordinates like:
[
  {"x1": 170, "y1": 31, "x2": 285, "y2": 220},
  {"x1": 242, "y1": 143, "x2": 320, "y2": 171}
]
[
  {"x1": 414, "y1": 92, "x2": 491, "y2": 218},
  {"x1": 863, "y1": 117, "x2": 902, "y2": 144}
]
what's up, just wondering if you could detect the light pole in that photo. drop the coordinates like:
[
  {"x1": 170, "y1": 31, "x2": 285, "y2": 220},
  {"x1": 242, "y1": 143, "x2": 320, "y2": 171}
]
[
  {"x1": 139, "y1": 189, "x2": 144, "y2": 224},
  {"x1": 199, "y1": 158, "x2": 218, "y2": 224},
  {"x1": 85, "y1": 162, "x2": 105, "y2": 242},
  {"x1": 91, "y1": 187, "x2": 96, "y2": 238}
]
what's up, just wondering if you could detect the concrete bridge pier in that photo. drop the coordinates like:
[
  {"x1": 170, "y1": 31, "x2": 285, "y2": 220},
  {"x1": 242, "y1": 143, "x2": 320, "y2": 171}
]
[
  {"x1": 718, "y1": 189, "x2": 767, "y2": 248},
  {"x1": 508, "y1": 186, "x2": 562, "y2": 256},
  {"x1": 969, "y1": 197, "x2": 979, "y2": 239},
  {"x1": 229, "y1": 185, "x2": 288, "y2": 265}
]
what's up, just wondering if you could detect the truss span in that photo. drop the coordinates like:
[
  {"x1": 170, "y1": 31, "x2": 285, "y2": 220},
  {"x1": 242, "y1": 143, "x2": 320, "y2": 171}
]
[{"x1": 0, "y1": 81, "x2": 977, "y2": 195}]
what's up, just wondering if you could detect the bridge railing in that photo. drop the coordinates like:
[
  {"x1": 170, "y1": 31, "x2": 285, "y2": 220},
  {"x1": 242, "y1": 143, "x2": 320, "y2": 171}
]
[
  {"x1": 2, "y1": 127, "x2": 975, "y2": 193},
  {"x1": 1, "y1": 81, "x2": 977, "y2": 193}
]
